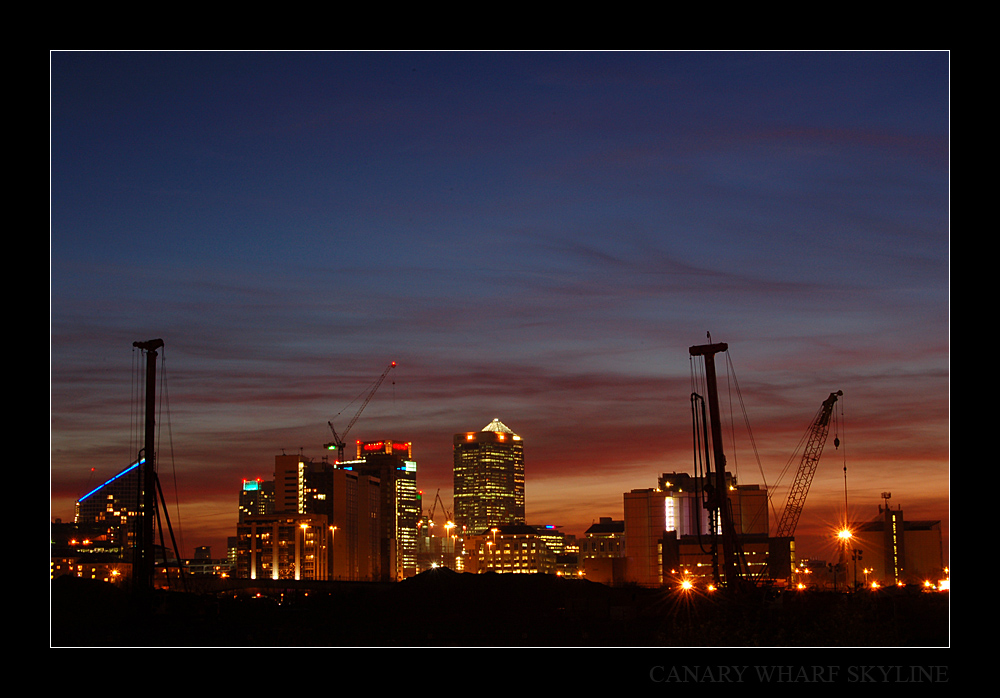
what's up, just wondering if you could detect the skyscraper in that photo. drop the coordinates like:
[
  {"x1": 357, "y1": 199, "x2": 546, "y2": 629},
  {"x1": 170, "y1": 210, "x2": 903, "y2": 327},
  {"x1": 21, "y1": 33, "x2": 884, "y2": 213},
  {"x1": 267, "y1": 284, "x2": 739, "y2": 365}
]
[
  {"x1": 255, "y1": 454, "x2": 381, "y2": 581},
  {"x1": 340, "y1": 440, "x2": 419, "y2": 581},
  {"x1": 74, "y1": 458, "x2": 144, "y2": 561},
  {"x1": 453, "y1": 418, "x2": 525, "y2": 534},
  {"x1": 238, "y1": 478, "x2": 274, "y2": 523}
]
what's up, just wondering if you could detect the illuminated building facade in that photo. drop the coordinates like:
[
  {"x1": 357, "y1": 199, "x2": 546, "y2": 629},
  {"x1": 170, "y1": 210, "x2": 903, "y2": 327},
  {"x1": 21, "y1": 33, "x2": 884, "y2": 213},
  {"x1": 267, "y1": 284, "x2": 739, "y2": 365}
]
[
  {"x1": 239, "y1": 478, "x2": 274, "y2": 522},
  {"x1": 453, "y1": 419, "x2": 525, "y2": 533},
  {"x1": 416, "y1": 523, "x2": 460, "y2": 573},
  {"x1": 463, "y1": 525, "x2": 555, "y2": 574},
  {"x1": 847, "y1": 500, "x2": 944, "y2": 588},
  {"x1": 533, "y1": 524, "x2": 566, "y2": 555},
  {"x1": 74, "y1": 458, "x2": 145, "y2": 561},
  {"x1": 246, "y1": 455, "x2": 381, "y2": 581},
  {"x1": 235, "y1": 513, "x2": 329, "y2": 581},
  {"x1": 303, "y1": 462, "x2": 381, "y2": 582},
  {"x1": 654, "y1": 471, "x2": 770, "y2": 538},
  {"x1": 624, "y1": 473, "x2": 781, "y2": 587},
  {"x1": 51, "y1": 519, "x2": 130, "y2": 583},
  {"x1": 340, "y1": 440, "x2": 419, "y2": 581},
  {"x1": 274, "y1": 453, "x2": 311, "y2": 514}
]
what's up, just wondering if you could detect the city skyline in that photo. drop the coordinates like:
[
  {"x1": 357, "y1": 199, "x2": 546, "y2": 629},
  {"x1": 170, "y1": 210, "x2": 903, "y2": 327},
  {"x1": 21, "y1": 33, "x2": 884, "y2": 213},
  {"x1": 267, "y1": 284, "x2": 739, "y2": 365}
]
[{"x1": 50, "y1": 51, "x2": 949, "y2": 566}]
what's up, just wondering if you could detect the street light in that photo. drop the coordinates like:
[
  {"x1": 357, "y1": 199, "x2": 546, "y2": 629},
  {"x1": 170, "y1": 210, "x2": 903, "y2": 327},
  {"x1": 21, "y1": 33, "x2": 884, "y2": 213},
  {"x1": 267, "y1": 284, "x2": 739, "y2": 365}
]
[
  {"x1": 444, "y1": 521, "x2": 455, "y2": 565},
  {"x1": 298, "y1": 523, "x2": 310, "y2": 581},
  {"x1": 329, "y1": 525, "x2": 338, "y2": 580},
  {"x1": 836, "y1": 528, "x2": 853, "y2": 592},
  {"x1": 850, "y1": 547, "x2": 863, "y2": 592}
]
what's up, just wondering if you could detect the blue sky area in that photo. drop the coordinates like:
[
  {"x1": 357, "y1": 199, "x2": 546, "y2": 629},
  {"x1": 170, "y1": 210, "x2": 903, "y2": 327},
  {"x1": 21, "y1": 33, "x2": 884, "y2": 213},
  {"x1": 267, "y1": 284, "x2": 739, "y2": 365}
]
[{"x1": 51, "y1": 51, "x2": 949, "y2": 561}]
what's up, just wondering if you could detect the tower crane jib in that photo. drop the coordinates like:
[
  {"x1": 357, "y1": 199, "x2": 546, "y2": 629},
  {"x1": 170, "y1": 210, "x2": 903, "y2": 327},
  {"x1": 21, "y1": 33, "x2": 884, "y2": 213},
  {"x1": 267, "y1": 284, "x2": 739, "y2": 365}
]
[
  {"x1": 325, "y1": 361, "x2": 397, "y2": 463},
  {"x1": 774, "y1": 390, "x2": 843, "y2": 539}
]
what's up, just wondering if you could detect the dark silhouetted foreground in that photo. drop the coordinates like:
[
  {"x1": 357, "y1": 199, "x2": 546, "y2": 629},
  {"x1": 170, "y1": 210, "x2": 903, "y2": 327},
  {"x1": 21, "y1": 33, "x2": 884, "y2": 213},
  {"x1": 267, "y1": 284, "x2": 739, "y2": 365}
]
[{"x1": 51, "y1": 568, "x2": 948, "y2": 647}]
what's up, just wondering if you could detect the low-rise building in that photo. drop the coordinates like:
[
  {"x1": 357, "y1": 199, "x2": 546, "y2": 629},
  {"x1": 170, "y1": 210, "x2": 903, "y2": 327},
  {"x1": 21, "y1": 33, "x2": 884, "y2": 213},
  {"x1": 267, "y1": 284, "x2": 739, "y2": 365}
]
[{"x1": 462, "y1": 525, "x2": 556, "y2": 574}]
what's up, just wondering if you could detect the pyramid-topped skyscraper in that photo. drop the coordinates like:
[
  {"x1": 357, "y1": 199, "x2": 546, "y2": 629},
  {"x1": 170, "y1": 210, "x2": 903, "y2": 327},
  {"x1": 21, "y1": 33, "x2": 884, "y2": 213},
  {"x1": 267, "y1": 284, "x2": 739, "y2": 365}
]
[{"x1": 453, "y1": 418, "x2": 525, "y2": 533}]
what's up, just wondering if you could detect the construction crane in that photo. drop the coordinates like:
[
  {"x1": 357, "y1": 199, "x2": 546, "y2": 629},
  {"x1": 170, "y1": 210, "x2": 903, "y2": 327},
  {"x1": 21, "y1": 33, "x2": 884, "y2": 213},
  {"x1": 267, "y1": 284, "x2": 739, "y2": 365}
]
[
  {"x1": 774, "y1": 390, "x2": 843, "y2": 539},
  {"x1": 325, "y1": 361, "x2": 396, "y2": 463},
  {"x1": 428, "y1": 489, "x2": 453, "y2": 525}
]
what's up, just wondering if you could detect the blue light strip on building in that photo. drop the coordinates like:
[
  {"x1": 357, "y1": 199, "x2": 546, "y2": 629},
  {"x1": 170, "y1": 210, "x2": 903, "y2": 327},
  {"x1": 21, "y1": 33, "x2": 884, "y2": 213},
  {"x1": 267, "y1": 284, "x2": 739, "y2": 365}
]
[{"x1": 78, "y1": 458, "x2": 144, "y2": 503}]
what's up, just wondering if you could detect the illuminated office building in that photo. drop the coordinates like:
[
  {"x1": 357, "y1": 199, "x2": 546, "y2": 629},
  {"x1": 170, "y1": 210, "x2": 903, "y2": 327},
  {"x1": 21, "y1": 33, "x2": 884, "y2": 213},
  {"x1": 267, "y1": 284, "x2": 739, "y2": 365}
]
[
  {"x1": 236, "y1": 513, "x2": 328, "y2": 581},
  {"x1": 274, "y1": 453, "x2": 311, "y2": 514},
  {"x1": 339, "y1": 440, "x2": 419, "y2": 581},
  {"x1": 453, "y1": 418, "x2": 525, "y2": 533},
  {"x1": 239, "y1": 478, "x2": 274, "y2": 522},
  {"x1": 624, "y1": 472, "x2": 781, "y2": 587},
  {"x1": 74, "y1": 458, "x2": 145, "y2": 560},
  {"x1": 304, "y1": 461, "x2": 381, "y2": 582},
  {"x1": 463, "y1": 524, "x2": 555, "y2": 574},
  {"x1": 246, "y1": 455, "x2": 380, "y2": 581}
]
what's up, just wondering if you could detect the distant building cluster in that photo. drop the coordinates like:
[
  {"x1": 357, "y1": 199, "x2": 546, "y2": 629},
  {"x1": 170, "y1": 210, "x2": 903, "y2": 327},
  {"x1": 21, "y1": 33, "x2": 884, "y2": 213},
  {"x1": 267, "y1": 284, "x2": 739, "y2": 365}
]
[{"x1": 54, "y1": 418, "x2": 946, "y2": 592}]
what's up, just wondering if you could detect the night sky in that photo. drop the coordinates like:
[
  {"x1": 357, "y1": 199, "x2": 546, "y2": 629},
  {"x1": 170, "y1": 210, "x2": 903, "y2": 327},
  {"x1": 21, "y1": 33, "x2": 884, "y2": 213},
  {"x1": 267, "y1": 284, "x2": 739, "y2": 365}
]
[{"x1": 50, "y1": 51, "x2": 949, "y2": 564}]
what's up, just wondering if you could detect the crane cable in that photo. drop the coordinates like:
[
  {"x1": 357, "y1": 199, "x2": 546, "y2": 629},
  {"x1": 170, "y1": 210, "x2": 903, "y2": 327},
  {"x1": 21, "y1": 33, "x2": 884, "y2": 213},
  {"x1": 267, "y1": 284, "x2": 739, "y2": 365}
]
[
  {"x1": 835, "y1": 394, "x2": 848, "y2": 523},
  {"x1": 722, "y1": 350, "x2": 769, "y2": 535},
  {"x1": 158, "y1": 347, "x2": 185, "y2": 559}
]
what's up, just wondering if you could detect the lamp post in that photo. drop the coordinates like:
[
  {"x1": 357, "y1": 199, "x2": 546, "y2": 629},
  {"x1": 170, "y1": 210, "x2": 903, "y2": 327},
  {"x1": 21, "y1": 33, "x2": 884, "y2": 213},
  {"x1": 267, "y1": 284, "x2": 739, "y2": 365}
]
[
  {"x1": 329, "y1": 525, "x2": 338, "y2": 580},
  {"x1": 851, "y1": 548, "x2": 863, "y2": 592},
  {"x1": 444, "y1": 521, "x2": 455, "y2": 567},
  {"x1": 837, "y1": 528, "x2": 853, "y2": 592},
  {"x1": 298, "y1": 523, "x2": 309, "y2": 581}
]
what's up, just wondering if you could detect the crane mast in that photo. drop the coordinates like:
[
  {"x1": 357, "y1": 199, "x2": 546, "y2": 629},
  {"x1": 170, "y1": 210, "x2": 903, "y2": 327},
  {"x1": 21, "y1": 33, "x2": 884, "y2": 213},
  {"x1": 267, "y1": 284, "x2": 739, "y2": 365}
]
[
  {"x1": 689, "y1": 340, "x2": 743, "y2": 590},
  {"x1": 774, "y1": 390, "x2": 843, "y2": 539},
  {"x1": 325, "y1": 361, "x2": 396, "y2": 463},
  {"x1": 132, "y1": 338, "x2": 163, "y2": 593}
]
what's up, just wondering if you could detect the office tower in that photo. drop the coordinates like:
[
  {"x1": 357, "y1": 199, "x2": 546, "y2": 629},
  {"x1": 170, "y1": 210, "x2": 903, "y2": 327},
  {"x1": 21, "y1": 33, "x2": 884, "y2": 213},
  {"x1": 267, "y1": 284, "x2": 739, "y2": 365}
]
[
  {"x1": 254, "y1": 454, "x2": 381, "y2": 581},
  {"x1": 303, "y1": 461, "x2": 381, "y2": 582},
  {"x1": 453, "y1": 418, "x2": 525, "y2": 534},
  {"x1": 74, "y1": 458, "x2": 145, "y2": 561},
  {"x1": 239, "y1": 478, "x2": 274, "y2": 523},
  {"x1": 236, "y1": 513, "x2": 329, "y2": 581},
  {"x1": 274, "y1": 453, "x2": 309, "y2": 514},
  {"x1": 340, "y1": 440, "x2": 419, "y2": 581},
  {"x1": 237, "y1": 455, "x2": 328, "y2": 581}
]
